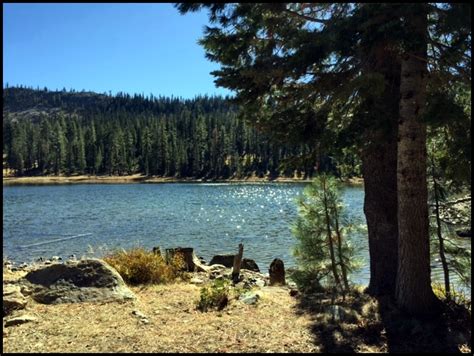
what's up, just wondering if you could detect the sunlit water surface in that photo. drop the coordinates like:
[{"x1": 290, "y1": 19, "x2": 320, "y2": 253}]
[{"x1": 3, "y1": 183, "x2": 469, "y2": 290}]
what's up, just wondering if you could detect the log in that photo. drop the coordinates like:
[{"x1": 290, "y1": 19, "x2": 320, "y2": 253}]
[
  {"x1": 231, "y1": 244, "x2": 244, "y2": 283},
  {"x1": 192, "y1": 253, "x2": 211, "y2": 273}
]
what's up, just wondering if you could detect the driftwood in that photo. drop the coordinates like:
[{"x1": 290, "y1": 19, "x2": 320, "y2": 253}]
[{"x1": 232, "y1": 244, "x2": 244, "y2": 283}]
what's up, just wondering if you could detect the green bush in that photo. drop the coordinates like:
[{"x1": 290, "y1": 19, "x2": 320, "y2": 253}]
[
  {"x1": 103, "y1": 247, "x2": 184, "y2": 285},
  {"x1": 196, "y1": 279, "x2": 231, "y2": 312}
]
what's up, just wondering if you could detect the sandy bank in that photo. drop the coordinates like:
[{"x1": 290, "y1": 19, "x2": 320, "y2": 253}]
[{"x1": 3, "y1": 174, "x2": 364, "y2": 186}]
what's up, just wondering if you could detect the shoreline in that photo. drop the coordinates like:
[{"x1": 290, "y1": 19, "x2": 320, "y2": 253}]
[{"x1": 3, "y1": 174, "x2": 364, "y2": 186}]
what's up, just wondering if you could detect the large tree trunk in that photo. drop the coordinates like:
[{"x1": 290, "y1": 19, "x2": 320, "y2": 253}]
[
  {"x1": 362, "y1": 40, "x2": 400, "y2": 297},
  {"x1": 395, "y1": 5, "x2": 439, "y2": 315},
  {"x1": 362, "y1": 132, "x2": 399, "y2": 297}
]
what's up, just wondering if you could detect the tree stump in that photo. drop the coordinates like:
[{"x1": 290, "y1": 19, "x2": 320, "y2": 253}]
[
  {"x1": 165, "y1": 247, "x2": 195, "y2": 272},
  {"x1": 269, "y1": 258, "x2": 285, "y2": 286}
]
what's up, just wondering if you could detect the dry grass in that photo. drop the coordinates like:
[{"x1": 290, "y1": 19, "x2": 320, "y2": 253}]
[
  {"x1": 103, "y1": 248, "x2": 184, "y2": 285},
  {"x1": 3, "y1": 281, "x2": 318, "y2": 353},
  {"x1": 3, "y1": 267, "x2": 470, "y2": 353}
]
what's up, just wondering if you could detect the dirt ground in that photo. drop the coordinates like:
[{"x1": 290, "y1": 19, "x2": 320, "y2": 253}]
[{"x1": 3, "y1": 269, "x2": 470, "y2": 353}]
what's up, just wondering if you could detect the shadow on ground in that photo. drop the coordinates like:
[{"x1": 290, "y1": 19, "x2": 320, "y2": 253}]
[{"x1": 293, "y1": 288, "x2": 471, "y2": 353}]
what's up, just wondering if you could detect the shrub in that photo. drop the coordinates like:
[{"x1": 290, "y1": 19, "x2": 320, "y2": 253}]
[
  {"x1": 291, "y1": 174, "x2": 361, "y2": 294},
  {"x1": 289, "y1": 268, "x2": 325, "y2": 294},
  {"x1": 196, "y1": 279, "x2": 231, "y2": 312},
  {"x1": 432, "y1": 283, "x2": 471, "y2": 312},
  {"x1": 103, "y1": 247, "x2": 183, "y2": 285}
]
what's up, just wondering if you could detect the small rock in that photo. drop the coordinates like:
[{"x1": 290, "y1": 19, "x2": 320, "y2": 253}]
[
  {"x1": 190, "y1": 277, "x2": 204, "y2": 285},
  {"x1": 132, "y1": 310, "x2": 147, "y2": 319},
  {"x1": 20, "y1": 285, "x2": 33, "y2": 296},
  {"x1": 44, "y1": 260, "x2": 52, "y2": 265},
  {"x1": 239, "y1": 292, "x2": 260, "y2": 305},
  {"x1": 140, "y1": 318, "x2": 150, "y2": 324},
  {"x1": 51, "y1": 256, "x2": 62, "y2": 262},
  {"x1": 4, "y1": 315, "x2": 37, "y2": 327}
]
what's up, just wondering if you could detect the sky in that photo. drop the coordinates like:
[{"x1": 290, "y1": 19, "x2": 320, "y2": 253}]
[{"x1": 3, "y1": 3, "x2": 233, "y2": 99}]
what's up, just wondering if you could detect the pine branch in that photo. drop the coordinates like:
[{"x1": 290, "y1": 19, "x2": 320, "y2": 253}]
[{"x1": 283, "y1": 9, "x2": 328, "y2": 25}]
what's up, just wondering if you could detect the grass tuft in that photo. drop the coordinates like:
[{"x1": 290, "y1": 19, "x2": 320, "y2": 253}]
[{"x1": 103, "y1": 247, "x2": 184, "y2": 285}]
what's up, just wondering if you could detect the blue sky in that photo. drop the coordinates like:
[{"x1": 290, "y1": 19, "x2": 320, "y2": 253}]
[{"x1": 3, "y1": 3, "x2": 232, "y2": 99}]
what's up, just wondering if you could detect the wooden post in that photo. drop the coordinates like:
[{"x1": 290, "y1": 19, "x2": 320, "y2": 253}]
[{"x1": 232, "y1": 243, "x2": 244, "y2": 283}]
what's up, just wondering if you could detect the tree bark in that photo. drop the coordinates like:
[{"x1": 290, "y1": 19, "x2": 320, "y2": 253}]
[
  {"x1": 231, "y1": 243, "x2": 244, "y2": 283},
  {"x1": 395, "y1": 4, "x2": 439, "y2": 315},
  {"x1": 361, "y1": 40, "x2": 400, "y2": 297}
]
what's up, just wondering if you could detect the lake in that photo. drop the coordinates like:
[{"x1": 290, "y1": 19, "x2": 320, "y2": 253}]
[{"x1": 2, "y1": 183, "x2": 469, "y2": 290}]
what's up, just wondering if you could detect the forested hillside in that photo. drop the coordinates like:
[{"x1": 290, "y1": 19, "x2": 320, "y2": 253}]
[{"x1": 3, "y1": 86, "x2": 346, "y2": 178}]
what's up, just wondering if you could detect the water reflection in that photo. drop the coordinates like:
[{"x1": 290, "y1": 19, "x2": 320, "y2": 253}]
[{"x1": 3, "y1": 183, "x2": 470, "y2": 291}]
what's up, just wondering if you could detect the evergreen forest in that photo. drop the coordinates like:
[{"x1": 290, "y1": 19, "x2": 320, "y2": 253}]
[{"x1": 3, "y1": 86, "x2": 345, "y2": 178}]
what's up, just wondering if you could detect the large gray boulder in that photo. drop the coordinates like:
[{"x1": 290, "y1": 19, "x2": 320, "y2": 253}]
[{"x1": 21, "y1": 259, "x2": 136, "y2": 304}]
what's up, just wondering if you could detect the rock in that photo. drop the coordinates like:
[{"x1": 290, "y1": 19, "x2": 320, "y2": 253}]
[
  {"x1": 190, "y1": 277, "x2": 204, "y2": 285},
  {"x1": 324, "y1": 305, "x2": 359, "y2": 323},
  {"x1": 456, "y1": 229, "x2": 471, "y2": 238},
  {"x1": 209, "y1": 254, "x2": 235, "y2": 267},
  {"x1": 51, "y1": 256, "x2": 62, "y2": 262},
  {"x1": 3, "y1": 285, "x2": 27, "y2": 316},
  {"x1": 21, "y1": 258, "x2": 136, "y2": 304},
  {"x1": 269, "y1": 258, "x2": 286, "y2": 286},
  {"x1": 209, "y1": 255, "x2": 260, "y2": 272},
  {"x1": 289, "y1": 289, "x2": 299, "y2": 297},
  {"x1": 20, "y1": 285, "x2": 33, "y2": 296},
  {"x1": 132, "y1": 310, "x2": 147, "y2": 319},
  {"x1": 4, "y1": 315, "x2": 37, "y2": 327},
  {"x1": 239, "y1": 292, "x2": 260, "y2": 305},
  {"x1": 242, "y1": 259, "x2": 260, "y2": 272}
]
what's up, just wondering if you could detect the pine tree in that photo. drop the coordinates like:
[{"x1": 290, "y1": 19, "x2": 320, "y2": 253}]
[{"x1": 292, "y1": 174, "x2": 359, "y2": 293}]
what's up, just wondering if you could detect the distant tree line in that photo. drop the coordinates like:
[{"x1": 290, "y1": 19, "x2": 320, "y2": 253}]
[{"x1": 3, "y1": 87, "x2": 351, "y2": 178}]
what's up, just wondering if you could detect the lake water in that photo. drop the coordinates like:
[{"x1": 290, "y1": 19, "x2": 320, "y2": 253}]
[{"x1": 3, "y1": 183, "x2": 470, "y2": 290}]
